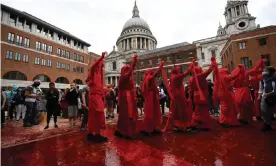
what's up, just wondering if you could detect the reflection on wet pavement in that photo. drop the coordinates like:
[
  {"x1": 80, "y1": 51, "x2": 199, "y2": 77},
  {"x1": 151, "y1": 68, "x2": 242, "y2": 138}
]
[{"x1": 1, "y1": 116, "x2": 276, "y2": 166}]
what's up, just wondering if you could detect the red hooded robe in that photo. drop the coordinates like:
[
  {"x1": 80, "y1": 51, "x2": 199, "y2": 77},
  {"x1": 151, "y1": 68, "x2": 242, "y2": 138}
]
[
  {"x1": 87, "y1": 53, "x2": 105, "y2": 134},
  {"x1": 231, "y1": 59, "x2": 265, "y2": 122},
  {"x1": 141, "y1": 62, "x2": 164, "y2": 132},
  {"x1": 116, "y1": 55, "x2": 138, "y2": 137},
  {"x1": 169, "y1": 63, "x2": 193, "y2": 128},
  {"x1": 217, "y1": 68, "x2": 240, "y2": 126},
  {"x1": 190, "y1": 58, "x2": 216, "y2": 129}
]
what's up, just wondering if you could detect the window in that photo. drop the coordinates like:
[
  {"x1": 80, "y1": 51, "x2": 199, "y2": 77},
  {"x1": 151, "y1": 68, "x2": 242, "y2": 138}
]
[
  {"x1": 36, "y1": 42, "x2": 41, "y2": 50},
  {"x1": 157, "y1": 58, "x2": 162, "y2": 64},
  {"x1": 8, "y1": 33, "x2": 15, "y2": 43},
  {"x1": 23, "y1": 55, "x2": 29, "y2": 62},
  {"x1": 261, "y1": 55, "x2": 271, "y2": 66},
  {"x1": 80, "y1": 67, "x2": 84, "y2": 73},
  {"x1": 5, "y1": 50, "x2": 13, "y2": 59},
  {"x1": 241, "y1": 57, "x2": 249, "y2": 69},
  {"x1": 14, "y1": 53, "x2": 21, "y2": 61},
  {"x1": 61, "y1": 63, "x2": 65, "y2": 69},
  {"x1": 211, "y1": 50, "x2": 216, "y2": 57},
  {"x1": 238, "y1": 42, "x2": 246, "y2": 50},
  {"x1": 176, "y1": 55, "x2": 183, "y2": 60},
  {"x1": 16, "y1": 35, "x2": 23, "y2": 46},
  {"x1": 76, "y1": 54, "x2": 80, "y2": 61},
  {"x1": 47, "y1": 60, "x2": 52, "y2": 67},
  {"x1": 34, "y1": 57, "x2": 40, "y2": 64},
  {"x1": 48, "y1": 46, "x2": 53, "y2": 54},
  {"x1": 66, "y1": 51, "x2": 70, "y2": 59},
  {"x1": 56, "y1": 62, "x2": 61, "y2": 68},
  {"x1": 62, "y1": 50, "x2": 65, "y2": 57},
  {"x1": 65, "y1": 64, "x2": 70, "y2": 70},
  {"x1": 148, "y1": 60, "x2": 152, "y2": 65},
  {"x1": 41, "y1": 43, "x2": 47, "y2": 52},
  {"x1": 201, "y1": 53, "x2": 205, "y2": 60},
  {"x1": 259, "y1": 38, "x2": 267, "y2": 46},
  {"x1": 167, "y1": 56, "x2": 172, "y2": 62},
  {"x1": 33, "y1": 75, "x2": 51, "y2": 82},
  {"x1": 140, "y1": 61, "x2": 144, "y2": 67},
  {"x1": 112, "y1": 61, "x2": 116, "y2": 70},
  {"x1": 41, "y1": 59, "x2": 46, "y2": 66},
  {"x1": 73, "y1": 53, "x2": 77, "y2": 60},
  {"x1": 57, "y1": 48, "x2": 61, "y2": 56},
  {"x1": 3, "y1": 71, "x2": 27, "y2": 80},
  {"x1": 80, "y1": 55, "x2": 84, "y2": 62},
  {"x1": 24, "y1": 38, "x2": 30, "y2": 48}
]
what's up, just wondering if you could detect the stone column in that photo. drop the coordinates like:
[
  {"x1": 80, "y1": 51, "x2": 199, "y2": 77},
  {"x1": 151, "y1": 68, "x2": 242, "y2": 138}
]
[
  {"x1": 115, "y1": 77, "x2": 118, "y2": 86},
  {"x1": 231, "y1": 8, "x2": 235, "y2": 17},
  {"x1": 144, "y1": 38, "x2": 147, "y2": 49},
  {"x1": 23, "y1": 20, "x2": 26, "y2": 29},
  {"x1": 244, "y1": 4, "x2": 248, "y2": 13},
  {"x1": 15, "y1": 17, "x2": 19, "y2": 27},
  {"x1": 140, "y1": 38, "x2": 143, "y2": 49},
  {"x1": 135, "y1": 38, "x2": 138, "y2": 49},
  {"x1": 127, "y1": 39, "x2": 129, "y2": 50},
  {"x1": 148, "y1": 40, "x2": 151, "y2": 50}
]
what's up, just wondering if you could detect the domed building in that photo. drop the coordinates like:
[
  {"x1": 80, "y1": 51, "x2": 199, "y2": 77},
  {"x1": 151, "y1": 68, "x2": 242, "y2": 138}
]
[{"x1": 105, "y1": 1, "x2": 157, "y2": 86}]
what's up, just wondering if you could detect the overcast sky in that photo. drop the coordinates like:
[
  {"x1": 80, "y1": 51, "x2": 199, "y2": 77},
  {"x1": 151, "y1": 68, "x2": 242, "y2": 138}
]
[{"x1": 2, "y1": 0, "x2": 276, "y2": 54}]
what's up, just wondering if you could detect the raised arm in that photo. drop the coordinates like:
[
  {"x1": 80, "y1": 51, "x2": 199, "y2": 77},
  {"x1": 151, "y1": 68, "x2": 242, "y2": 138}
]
[
  {"x1": 201, "y1": 57, "x2": 216, "y2": 78},
  {"x1": 248, "y1": 59, "x2": 265, "y2": 75},
  {"x1": 151, "y1": 61, "x2": 165, "y2": 78},
  {"x1": 228, "y1": 65, "x2": 242, "y2": 80},
  {"x1": 130, "y1": 54, "x2": 138, "y2": 71},
  {"x1": 90, "y1": 52, "x2": 105, "y2": 71},
  {"x1": 125, "y1": 54, "x2": 138, "y2": 77},
  {"x1": 180, "y1": 60, "x2": 195, "y2": 78}
]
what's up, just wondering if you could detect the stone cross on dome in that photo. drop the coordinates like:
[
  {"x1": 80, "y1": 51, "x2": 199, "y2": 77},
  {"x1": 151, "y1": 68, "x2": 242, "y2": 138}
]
[{"x1": 132, "y1": 0, "x2": 140, "y2": 18}]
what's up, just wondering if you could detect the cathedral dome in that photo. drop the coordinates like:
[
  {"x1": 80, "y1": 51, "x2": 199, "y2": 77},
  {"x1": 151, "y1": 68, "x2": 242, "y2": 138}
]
[
  {"x1": 122, "y1": 17, "x2": 151, "y2": 32},
  {"x1": 116, "y1": 1, "x2": 157, "y2": 52}
]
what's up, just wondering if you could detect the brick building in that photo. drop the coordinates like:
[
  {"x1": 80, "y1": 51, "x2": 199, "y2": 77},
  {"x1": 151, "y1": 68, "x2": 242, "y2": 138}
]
[
  {"x1": 1, "y1": 4, "x2": 99, "y2": 89},
  {"x1": 221, "y1": 26, "x2": 276, "y2": 71},
  {"x1": 126, "y1": 42, "x2": 197, "y2": 86}
]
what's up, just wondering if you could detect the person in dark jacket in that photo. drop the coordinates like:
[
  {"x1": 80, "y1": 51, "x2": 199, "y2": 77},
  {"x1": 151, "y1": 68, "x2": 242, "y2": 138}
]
[
  {"x1": 259, "y1": 66, "x2": 276, "y2": 131},
  {"x1": 44, "y1": 82, "x2": 60, "y2": 129},
  {"x1": 14, "y1": 88, "x2": 26, "y2": 121}
]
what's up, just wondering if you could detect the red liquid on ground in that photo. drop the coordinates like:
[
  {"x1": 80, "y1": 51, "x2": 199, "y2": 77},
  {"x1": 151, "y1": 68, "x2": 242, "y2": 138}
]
[{"x1": 1, "y1": 117, "x2": 276, "y2": 166}]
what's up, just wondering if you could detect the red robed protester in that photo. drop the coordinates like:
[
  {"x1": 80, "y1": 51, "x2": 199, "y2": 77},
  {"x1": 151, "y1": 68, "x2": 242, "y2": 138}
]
[
  {"x1": 249, "y1": 72, "x2": 263, "y2": 120},
  {"x1": 141, "y1": 61, "x2": 165, "y2": 135},
  {"x1": 167, "y1": 61, "x2": 195, "y2": 131},
  {"x1": 114, "y1": 55, "x2": 138, "y2": 139},
  {"x1": 217, "y1": 68, "x2": 241, "y2": 127},
  {"x1": 86, "y1": 52, "x2": 107, "y2": 142},
  {"x1": 231, "y1": 59, "x2": 265, "y2": 124},
  {"x1": 190, "y1": 57, "x2": 217, "y2": 130}
]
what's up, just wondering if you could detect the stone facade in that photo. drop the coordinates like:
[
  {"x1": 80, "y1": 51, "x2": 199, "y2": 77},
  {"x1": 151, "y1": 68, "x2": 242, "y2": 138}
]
[{"x1": 194, "y1": 0, "x2": 257, "y2": 81}]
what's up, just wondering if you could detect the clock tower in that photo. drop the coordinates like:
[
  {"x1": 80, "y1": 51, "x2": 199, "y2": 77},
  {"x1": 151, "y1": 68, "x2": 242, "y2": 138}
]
[{"x1": 224, "y1": 0, "x2": 257, "y2": 35}]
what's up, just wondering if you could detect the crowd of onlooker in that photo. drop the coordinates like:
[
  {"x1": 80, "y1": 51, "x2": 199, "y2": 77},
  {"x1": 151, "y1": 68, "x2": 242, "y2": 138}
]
[{"x1": 0, "y1": 79, "x2": 173, "y2": 131}]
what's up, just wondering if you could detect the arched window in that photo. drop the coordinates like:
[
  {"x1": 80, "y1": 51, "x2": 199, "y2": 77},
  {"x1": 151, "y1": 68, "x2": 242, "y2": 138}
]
[
  {"x1": 73, "y1": 79, "x2": 83, "y2": 85},
  {"x1": 55, "y1": 77, "x2": 69, "y2": 84},
  {"x1": 2, "y1": 71, "x2": 27, "y2": 80},
  {"x1": 33, "y1": 74, "x2": 51, "y2": 82}
]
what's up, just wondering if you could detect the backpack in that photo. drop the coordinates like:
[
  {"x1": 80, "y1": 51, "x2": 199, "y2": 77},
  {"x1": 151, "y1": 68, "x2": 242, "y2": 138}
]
[{"x1": 261, "y1": 80, "x2": 276, "y2": 106}]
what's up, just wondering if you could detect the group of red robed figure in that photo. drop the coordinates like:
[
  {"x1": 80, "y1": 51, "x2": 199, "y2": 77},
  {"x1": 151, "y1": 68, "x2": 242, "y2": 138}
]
[{"x1": 86, "y1": 52, "x2": 267, "y2": 139}]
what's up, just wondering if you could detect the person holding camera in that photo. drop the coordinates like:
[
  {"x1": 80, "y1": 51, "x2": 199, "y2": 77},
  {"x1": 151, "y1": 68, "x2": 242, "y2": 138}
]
[{"x1": 66, "y1": 83, "x2": 79, "y2": 126}]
